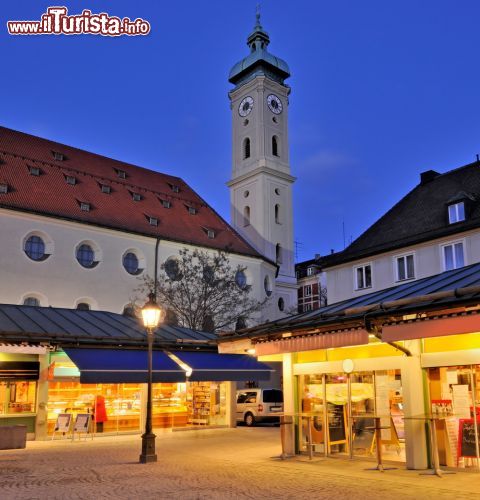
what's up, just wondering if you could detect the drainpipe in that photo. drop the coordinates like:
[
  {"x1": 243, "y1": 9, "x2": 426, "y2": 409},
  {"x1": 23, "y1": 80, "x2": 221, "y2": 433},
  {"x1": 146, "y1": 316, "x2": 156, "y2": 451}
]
[
  {"x1": 363, "y1": 311, "x2": 412, "y2": 357},
  {"x1": 154, "y1": 238, "x2": 161, "y2": 300}
]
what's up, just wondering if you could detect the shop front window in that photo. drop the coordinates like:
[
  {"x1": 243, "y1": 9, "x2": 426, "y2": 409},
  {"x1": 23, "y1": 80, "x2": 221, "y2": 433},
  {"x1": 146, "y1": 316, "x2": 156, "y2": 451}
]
[
  {"x1": 151, "y1": 381, "x2": 227, "y2": 428},
  {"x1": 0, "y1": 381, "x2": 37, "y2": 415},
  {"x1": 47, "y1": 381, "x2": 141, "y2": 435},
  {"x1": 428, "y1": 365, "x2": 480, "y2": 469},
  {"x1": 299, "y1": 369, "x2": 404, "y2": 462}
]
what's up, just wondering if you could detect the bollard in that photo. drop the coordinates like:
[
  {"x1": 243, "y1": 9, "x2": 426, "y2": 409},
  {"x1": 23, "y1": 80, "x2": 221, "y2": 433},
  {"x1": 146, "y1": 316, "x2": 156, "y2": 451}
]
[{"x1": 279, "y1": 415, "x2": 294, "y2": 459}]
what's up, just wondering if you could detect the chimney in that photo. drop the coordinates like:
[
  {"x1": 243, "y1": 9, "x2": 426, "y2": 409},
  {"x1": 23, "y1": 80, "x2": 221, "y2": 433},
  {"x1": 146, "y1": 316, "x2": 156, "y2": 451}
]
[
  {"x1": 420, "y1": 170, "x2": 440, "y2": 185},
  {"x1": 314, "y1": 253, "x2": 321, "y2": 260},
  {"x1": 330, "y1": 249, "x2": 334, "y2": 254}
]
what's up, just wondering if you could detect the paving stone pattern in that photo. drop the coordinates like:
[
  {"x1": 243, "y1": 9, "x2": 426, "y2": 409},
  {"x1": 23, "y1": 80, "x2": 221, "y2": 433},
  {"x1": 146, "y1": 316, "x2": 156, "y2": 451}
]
[{"x1": 0, "y1": 427, "x2": 478, "y2": 499}]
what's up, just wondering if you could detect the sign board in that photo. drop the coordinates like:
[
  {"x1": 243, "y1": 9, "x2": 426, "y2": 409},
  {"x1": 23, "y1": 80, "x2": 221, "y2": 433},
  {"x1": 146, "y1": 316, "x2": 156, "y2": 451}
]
[
  {"x1": 54, "y1": 413, "x2": 72, "y2": 433},
  {"x1": 327, "y1": 403, "x2": 346, "y2": 444},
  {"x1": 73, "y1": 413, "x2": 91, "y2": 433},
  {"x1": 457, "y1": 419, "x2": 480, "y2": 461}
]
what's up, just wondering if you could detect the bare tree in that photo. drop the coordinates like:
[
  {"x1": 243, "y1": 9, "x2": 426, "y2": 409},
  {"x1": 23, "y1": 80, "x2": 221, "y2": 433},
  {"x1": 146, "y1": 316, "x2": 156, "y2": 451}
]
[{"x1": 135, "y1": 248, "x2": 268, "y2": 332}]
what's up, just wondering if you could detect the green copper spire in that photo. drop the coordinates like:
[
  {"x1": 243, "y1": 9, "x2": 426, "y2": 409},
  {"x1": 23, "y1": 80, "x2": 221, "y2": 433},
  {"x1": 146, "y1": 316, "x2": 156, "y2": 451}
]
[
  {"x1": 247, "y1": 7, "x2": 270, "y2": 52},
  {"x1": 229, "y1": 9, "x2": 290, "y2": 87}
]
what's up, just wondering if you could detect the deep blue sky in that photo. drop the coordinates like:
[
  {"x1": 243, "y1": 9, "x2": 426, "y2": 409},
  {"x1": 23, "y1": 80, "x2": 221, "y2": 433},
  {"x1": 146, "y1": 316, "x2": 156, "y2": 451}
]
[{"x1": 2, "y1": 1, "x2": 480, "y2": 261}]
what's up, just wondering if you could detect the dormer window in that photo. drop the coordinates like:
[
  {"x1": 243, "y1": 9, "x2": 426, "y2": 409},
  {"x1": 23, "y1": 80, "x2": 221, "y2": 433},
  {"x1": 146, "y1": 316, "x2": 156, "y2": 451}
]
[
  {"x1": 100, "y1": 184, "x2": 111, "y2": 194},
  {"x1": 161, "y1": 199, "x2": 171, "y2": 208},
  {"x1": 188, "y1": 206, "x2": 197, "y2": 215},
  {"x1": 148, "y1": 216, "x2": 158, "y2": 226},
  {"x1": 131, "y1": 192, "x2": 142, "y2": 202},
  {"x1": 29, "y1": 166, "x2": 41, "y2": 176},
  {"x1": 65, "y1": 175, "x2": 76, "y2": 185},
  {"x1": 207, "y1": 229, "x2": 215, "y2": 239},
  {"x1": 169, "y1": 183, "x2": 180, "y2": 193},
  {"x1": 0, "y1": 183, "x2": 8, "y2": 194},
  {"x1": 116, "y1": 169, "x2": 126, "y2": 179},
  {"x1": 307, "y1": 267, "x2": 315, "y2": 276},
  {"x1": 448, "y1": 202, "x2": 465, "y2": 224},
  {"x1": 79, "y1": 202, "x2": 90, "y2": 212},
  {"x1": 52, "y1": 151, "x2": 64, "y2": 161}
]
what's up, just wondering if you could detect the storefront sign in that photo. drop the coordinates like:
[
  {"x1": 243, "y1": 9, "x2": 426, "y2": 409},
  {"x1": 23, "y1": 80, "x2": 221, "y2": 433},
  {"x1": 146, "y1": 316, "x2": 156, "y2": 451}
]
[{"x1": 0, "y1": 361, "x2": 40, "y2": 380}]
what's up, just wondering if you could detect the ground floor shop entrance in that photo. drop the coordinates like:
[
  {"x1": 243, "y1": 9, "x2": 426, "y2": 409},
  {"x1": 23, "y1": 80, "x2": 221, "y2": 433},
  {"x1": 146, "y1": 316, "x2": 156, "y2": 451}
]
[
  {"x1": 298, "y1": 368, "x2": 405, "y2": 463},
  {"x1": 426, "y1": 363, "x2": 480, "y2": 470}
]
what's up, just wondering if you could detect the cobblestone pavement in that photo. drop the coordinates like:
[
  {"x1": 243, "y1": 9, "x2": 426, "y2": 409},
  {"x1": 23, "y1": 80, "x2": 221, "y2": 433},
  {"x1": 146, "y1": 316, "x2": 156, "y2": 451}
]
[{"x1": 0, "y1": 427, "x2": 479, "y2": 499}]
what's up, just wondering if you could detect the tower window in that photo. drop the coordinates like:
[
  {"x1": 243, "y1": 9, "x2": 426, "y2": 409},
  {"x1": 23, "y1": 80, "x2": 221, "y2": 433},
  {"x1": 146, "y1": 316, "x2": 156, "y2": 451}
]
[
  {"x1": 243, "y1": 138, "x2": 251, "y2": 159},
  {"x1": 243, "y1": 206, "x2": 250, "y2": 226},
  {"x1": 272, "y1": 136, "x2": 279, "y2": 157},
  {"x1": 275, "y1": 204, "x2": 281, "y2": 224},
  {"x1": 275, "y1": 244, "x2": 282, "y2": 264}
]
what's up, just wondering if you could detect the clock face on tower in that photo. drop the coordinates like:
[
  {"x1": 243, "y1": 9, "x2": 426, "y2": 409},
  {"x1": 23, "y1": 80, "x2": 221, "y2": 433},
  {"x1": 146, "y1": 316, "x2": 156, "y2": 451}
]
[
  {"x1": 238, "y1": 96, "x2": 254, "y2": 117},
  {"x1": 267, "y1": 94, "x2": 283, "y2": 114}
]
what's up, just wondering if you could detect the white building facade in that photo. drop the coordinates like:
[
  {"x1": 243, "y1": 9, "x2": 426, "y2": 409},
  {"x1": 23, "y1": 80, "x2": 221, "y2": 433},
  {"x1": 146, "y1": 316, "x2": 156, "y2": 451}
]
[{"x1": 227, "y1": 14, "x2": 297, "y2": 318}]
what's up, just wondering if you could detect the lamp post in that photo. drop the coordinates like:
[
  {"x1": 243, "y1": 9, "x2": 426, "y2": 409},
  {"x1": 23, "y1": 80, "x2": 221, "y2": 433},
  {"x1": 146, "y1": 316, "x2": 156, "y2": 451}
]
[{"x1": 140, "y1": 292, "x2": 163, "y2": 464}]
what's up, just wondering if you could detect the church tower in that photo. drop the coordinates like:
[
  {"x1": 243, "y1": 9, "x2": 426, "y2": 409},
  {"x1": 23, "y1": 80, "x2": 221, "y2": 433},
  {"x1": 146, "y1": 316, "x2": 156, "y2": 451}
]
[{"x1": 228, "y1": 13, "x2": 297, "y2": 317}]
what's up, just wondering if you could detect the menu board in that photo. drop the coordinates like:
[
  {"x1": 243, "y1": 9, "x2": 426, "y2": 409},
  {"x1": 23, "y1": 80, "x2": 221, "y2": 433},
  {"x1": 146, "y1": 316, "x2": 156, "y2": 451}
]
[
  {"x1": 73, "y1": 413, "x2": 91, "y2": 433},
  {"x1": 457, "y1": 419, "x2": 480, "y2": 460},
  {"x1": 54, "y1": 413, "x2": 72, "y2": 433},
  {"x1": 328, "y1": 403, "x2": 346, "y2": 444}
]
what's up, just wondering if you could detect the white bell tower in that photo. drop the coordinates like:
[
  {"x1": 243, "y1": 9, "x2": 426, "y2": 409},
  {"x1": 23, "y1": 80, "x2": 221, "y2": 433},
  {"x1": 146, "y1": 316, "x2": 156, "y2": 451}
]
[{"x1": 227, "y1": 13, "x2": 297, "y2": 318}]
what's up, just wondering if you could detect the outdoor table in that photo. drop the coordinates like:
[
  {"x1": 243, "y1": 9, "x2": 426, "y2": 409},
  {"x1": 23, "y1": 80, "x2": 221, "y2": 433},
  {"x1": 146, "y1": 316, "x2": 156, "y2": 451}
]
[
  {"x1": 352, "y1": 413, "x2": 397, "y2": 472},
  {"x1": 404, "y1": 414, "x2": 456, "y2": 477}
]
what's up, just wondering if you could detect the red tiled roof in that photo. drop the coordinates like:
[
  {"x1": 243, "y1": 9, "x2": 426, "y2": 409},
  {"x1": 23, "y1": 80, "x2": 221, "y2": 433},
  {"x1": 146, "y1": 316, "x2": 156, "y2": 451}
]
[{"x1": 0, "y1": 126, "x2": 262, "y2": 259}]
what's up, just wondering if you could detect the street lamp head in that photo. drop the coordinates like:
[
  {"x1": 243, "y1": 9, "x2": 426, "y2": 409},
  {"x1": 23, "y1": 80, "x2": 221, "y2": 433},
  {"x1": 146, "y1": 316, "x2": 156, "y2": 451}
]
[{"x1": 141, "y1": 293, "x2": 163, "y2": 330}]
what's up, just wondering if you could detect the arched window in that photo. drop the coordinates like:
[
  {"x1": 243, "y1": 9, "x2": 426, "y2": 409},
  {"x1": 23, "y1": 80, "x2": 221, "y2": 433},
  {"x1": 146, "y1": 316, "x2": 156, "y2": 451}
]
[
  {"x1": 76, "y1": 302, "x2": 91, "y2": 311},
  {"x1": 276, "y1": 244, "x2": 282, "y2": 264},
  {"x1": 243, "y1": 137, "x2": 251, "y2": 159},
  {"x1": 272, "y1": 136, "x2": 279, "y2": 156},
  {"x1": 243, "y1": 206, "x2": 250, "y2": 226},
  {"x1": 23, "y1": 297, "x2": 40, "y2": 307},
  {"x1": 275, "y1": 204, "x2": 280, "y2": 224}
]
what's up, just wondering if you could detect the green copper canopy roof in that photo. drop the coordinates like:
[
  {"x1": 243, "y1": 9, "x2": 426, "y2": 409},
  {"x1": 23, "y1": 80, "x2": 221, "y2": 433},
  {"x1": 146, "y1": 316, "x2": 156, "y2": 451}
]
[{"x1": 229, "y1": 12, "x2": 290, "y2": 86}]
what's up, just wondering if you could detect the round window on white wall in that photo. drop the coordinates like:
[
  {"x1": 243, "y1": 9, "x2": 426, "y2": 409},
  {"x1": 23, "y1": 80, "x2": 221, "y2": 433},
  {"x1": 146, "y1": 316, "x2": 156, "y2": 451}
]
[
  {"x1": 75, "y1": 241, "x2": 101, "y2": 269},
  {"x1": 122, "y1": 249, "x2": 145, "y2": 276},
  {"x1": 23, "y1": 231, "x2": 53, "y2": 262},
  {"x1": 163, "y1": 257, "x2": 183, "y2": 281}
]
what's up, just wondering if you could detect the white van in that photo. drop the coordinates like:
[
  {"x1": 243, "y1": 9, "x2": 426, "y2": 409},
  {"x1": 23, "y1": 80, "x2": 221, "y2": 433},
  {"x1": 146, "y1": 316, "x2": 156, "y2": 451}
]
[{"x1": 236, "y1": 388, "x2": 283, "y2": 426}]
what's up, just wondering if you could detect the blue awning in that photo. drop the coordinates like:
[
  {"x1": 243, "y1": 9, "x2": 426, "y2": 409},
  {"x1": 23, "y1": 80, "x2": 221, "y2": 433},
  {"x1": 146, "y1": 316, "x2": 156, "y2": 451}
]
[
  {"x1": 63, "y1": 348, "x2": 186, "y2": 383},
  {"x1": 170, "y1": 351, "x2": 274, "y2": 382}
]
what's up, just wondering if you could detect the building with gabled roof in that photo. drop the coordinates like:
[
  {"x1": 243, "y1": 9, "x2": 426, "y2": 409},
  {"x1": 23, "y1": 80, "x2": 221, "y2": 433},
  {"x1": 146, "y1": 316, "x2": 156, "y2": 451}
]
[
  {"x1": 323, "y1": 160, "x2": 480, "y2": 304},
  {"x1": 0, "y1": 125, "x2": 279, "y2": 319}
]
